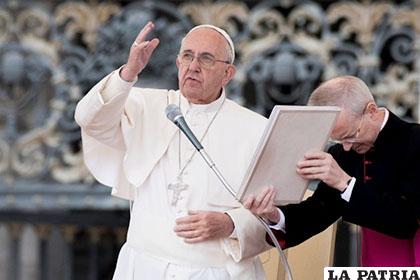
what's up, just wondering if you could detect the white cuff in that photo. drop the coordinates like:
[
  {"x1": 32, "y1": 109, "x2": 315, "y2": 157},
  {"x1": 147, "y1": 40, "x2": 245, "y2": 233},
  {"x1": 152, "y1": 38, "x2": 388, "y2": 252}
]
[
  {"x1": 228, "y1": 227, "x2": 238, "y2": 239},
  {"x1": 224, "y1": 212, "x2": 238, "y2": 239},
  {"x1": 340, "y1": 177, "x2": 356, "y2": 202},
  {"x1": 100, "y1": 66, "x2": 137, "y2": 103},
  {"x1": 268, "y1": 208, "x2": 286, "y2": 233}
]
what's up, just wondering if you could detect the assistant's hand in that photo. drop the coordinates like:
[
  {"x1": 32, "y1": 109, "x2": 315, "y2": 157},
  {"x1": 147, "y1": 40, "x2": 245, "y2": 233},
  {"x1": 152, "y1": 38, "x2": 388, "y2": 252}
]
[
  {"x1": 174, "y1": 211, "x2": 234, "y2": 243},
  {"x1": 244, "y1": 186, "x2": 280, "y2": 223},
  {"x1": 120, "y1": 21, "x2": 160, "y2": 82},
  {"x1": 297, "y1": 151, "x2": 351, "y2": 192}
]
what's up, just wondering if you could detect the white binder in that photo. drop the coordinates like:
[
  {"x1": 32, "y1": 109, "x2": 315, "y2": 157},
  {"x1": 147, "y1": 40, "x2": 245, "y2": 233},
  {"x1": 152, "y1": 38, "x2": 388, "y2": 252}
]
[{"x1": 237, "y1": 105, "x2": 340, "y2": 205}]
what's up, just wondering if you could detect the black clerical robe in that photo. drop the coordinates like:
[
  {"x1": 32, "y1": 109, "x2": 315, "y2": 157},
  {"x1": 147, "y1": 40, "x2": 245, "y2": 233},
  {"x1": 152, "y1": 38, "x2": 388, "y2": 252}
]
[{"x1": 277, "y1": 111, "x2": 420, "y2": 248}]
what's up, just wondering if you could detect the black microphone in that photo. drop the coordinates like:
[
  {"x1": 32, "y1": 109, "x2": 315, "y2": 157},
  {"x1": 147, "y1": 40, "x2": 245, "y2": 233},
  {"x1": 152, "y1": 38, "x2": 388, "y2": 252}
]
[{"x1": 165, "y1": 104, "x2": 203, "y2": 150}]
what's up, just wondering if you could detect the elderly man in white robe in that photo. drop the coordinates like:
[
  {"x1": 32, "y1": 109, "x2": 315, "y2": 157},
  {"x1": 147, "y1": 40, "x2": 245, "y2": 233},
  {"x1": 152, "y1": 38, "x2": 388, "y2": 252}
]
[{"x1": 75, "y1": 21, "x2": 270, "y2": 279}]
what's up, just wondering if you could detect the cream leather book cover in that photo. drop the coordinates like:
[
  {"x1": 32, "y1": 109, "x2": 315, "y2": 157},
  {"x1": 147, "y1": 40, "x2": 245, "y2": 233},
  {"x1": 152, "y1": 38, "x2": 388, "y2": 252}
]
[{"x1": 238, "y1": 105, "x2": 340, "y2": 205}]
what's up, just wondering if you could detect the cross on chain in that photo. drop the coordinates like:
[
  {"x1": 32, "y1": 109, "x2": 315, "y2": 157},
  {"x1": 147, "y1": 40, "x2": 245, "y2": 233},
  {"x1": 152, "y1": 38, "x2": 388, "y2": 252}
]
[{"x1": 168, "y1": 177, "x2": 189, "y2": 206}]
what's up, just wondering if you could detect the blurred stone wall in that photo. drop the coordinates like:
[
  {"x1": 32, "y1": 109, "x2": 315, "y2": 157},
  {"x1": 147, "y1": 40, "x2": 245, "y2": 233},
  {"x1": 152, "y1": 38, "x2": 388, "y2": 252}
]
[{"x1": 1, "y1": 0, "x2": 419, "y2": 187}]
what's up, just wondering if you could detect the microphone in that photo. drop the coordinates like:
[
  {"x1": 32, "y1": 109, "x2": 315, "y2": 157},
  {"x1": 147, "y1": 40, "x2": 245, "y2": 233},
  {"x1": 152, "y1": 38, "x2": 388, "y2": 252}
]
[
  {"x1": 165, "y1": 103, "x2": 234, "y2": 196},
  {"x1": 164, "y1": 103, "x2": 293, "y2": 279},
  {"x1": 165, "y1": 104, "x2": 203, "y2": 150}
]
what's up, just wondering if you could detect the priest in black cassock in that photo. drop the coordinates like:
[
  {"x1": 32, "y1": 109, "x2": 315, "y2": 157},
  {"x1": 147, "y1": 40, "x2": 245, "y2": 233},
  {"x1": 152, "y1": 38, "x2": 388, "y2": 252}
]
[{"x1": 245, "y1": 76, "x2": 420, "y2": 266}]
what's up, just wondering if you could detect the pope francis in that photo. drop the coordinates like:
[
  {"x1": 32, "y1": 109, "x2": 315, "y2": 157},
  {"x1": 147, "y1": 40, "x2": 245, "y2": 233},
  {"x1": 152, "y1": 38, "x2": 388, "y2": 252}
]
[{"x1": 75, "y1": 21, "x2": 271, "y2": 279}]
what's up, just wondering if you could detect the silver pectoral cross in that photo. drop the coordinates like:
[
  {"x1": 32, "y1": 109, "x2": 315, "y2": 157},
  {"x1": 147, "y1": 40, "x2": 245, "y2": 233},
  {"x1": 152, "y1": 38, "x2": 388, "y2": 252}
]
[{"x1": 168, "y1": 176, "x2": 189, "y2": 206}]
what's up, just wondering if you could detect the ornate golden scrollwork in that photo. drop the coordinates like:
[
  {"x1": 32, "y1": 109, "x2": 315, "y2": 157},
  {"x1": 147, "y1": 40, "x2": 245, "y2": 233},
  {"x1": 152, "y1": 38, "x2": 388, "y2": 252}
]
[
  {"x1": 0, "y1": 0, "x2": 419, "y2": 185},
  {"x1": 55, "y1": 2, "x2": 120, "y2": 50}
]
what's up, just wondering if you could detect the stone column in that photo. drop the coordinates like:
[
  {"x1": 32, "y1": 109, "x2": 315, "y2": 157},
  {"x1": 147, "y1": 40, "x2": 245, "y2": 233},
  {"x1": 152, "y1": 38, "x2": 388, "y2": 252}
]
[
  {"x1": 9, "y1": 223, "x2": 23, "y2": 280},
  {"x1": 61, "y1": 225, "x2": 77, "y2": 280},
  {"x1": 20, "y1": 225, "x2": 40, "y2": 280},
  {"x1": 87, "y1": 227, "x2": 104, "y2": 280},
  {"x1": 35, "y1": 224, "x2": 51, "y2": 280},
  {"x1": 0, "y1": 224, "x2": 10, "y2": 280}
]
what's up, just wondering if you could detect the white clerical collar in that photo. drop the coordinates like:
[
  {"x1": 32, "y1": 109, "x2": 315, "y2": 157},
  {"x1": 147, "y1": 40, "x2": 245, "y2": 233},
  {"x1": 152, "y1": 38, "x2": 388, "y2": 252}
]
[
  {"x1": 180, "y1": 90, "x2": 226, "y2": 114},
  {"x1": 379, "y1": 108, "x2": 389, "y2": 131}
]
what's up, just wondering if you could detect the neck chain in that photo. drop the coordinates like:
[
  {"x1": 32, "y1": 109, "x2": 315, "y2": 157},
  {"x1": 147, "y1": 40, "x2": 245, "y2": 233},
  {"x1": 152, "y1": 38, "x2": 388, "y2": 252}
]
[
  {"x1": 168, "y1": 94, "x2": 225, "y2": 207},
  {"x1": 177, "y1": 96, "x2": 225, "y2": 176}
]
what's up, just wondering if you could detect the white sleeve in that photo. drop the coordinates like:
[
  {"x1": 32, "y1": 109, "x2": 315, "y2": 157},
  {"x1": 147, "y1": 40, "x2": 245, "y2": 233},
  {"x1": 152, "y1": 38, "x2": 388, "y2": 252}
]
[
  {"x1": 100, "y1": 66, "x2": 137, "y2": 103},
  {"x1": 268, "y1": 208, "x2": 286, "y2": 232},
  {"x1": 340, "y1": 177, "x2": 356, "y2": 202},
  {"x1": 267, "y1": 178, "x2": 356, "y2": 234},
  {"x1": 221, "y1": 208, "x2": 271, "y2": 262}
]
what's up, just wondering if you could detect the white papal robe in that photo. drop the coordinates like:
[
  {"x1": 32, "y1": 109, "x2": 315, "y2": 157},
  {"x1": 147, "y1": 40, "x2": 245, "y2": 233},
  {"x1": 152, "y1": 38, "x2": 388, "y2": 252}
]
[{"x1": 74, "y1": 68, "x2": 271, "y2": 279}]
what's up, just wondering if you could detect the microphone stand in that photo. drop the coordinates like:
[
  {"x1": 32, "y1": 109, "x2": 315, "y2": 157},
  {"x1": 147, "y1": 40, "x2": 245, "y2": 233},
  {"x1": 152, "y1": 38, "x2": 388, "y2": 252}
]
[
  {"x1": 166, "y1": 104, "x2": 293, "y2": 279},
  {"x1": 198, "y1": 149, "x2": 293, "y2": 280}
]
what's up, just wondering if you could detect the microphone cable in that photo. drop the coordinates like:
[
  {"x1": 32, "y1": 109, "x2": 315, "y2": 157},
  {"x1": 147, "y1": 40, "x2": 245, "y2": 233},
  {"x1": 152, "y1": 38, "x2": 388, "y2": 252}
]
[{"x1": 166, "y1": 104, "x2": 293, "y2": 280}]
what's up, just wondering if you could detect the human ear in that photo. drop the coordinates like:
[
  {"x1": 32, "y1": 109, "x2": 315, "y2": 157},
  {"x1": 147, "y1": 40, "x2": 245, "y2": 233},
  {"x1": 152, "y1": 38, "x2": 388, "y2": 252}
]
[
  {"x1": 221, "y1": 65, "x2": 236, "y2": 86},
  {"x1": 365, "y1": 101, "x2": 379, "y2": 121},
  {"x1": 366, "y1": 101, "x2": 377, "y2": 114}
]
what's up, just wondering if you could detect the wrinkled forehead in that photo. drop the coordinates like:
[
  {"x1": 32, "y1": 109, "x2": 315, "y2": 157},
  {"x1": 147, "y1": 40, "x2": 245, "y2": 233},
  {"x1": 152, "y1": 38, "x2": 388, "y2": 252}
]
[
  {"x1": 332, "y1": 109, "x2": 359, "y2": 133},
  {"x1": 180, "y1": 29, "x2": 225, "y2": 54},
  {"x1": 336, "y1": 108, "x2": 358, "y2": 125},
  {"x1": 180, "y1": 26, "x2": 234, "y2": 62}
]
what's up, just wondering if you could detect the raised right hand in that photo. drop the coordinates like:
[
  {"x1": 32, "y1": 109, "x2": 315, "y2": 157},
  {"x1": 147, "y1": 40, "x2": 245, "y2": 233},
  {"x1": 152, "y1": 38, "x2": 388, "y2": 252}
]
[
  {"x1": 120, "y1": 21, "x2": 160, "y2": 82},
  {"x1": 244, "y1": 186, "x2": 280, "y2": 224}
]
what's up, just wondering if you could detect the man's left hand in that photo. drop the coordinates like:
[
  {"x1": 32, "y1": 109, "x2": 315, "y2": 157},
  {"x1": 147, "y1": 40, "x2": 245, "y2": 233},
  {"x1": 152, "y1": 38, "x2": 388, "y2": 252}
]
[{"x1": 174, "y1": 211, "x2": 234, "y2": 243}]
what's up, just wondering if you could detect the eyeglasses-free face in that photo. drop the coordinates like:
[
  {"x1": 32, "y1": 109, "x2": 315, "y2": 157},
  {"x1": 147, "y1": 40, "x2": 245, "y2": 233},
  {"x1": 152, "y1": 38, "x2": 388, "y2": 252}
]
[{"x1": 178, "y1": 51, "x2": 230, "y2": 69}]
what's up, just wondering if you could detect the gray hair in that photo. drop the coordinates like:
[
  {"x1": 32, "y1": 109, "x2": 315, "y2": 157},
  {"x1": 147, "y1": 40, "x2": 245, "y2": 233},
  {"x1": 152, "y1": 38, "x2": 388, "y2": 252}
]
[{"x1": 308, "y1": 76, "x2": 374, "y2": 117}]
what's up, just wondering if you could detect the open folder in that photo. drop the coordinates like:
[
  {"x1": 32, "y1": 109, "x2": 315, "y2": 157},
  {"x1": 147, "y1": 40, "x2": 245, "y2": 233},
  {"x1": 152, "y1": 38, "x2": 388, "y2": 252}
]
[{"x1": 237, "y1": 105, "x2": 341, "y2": 205}]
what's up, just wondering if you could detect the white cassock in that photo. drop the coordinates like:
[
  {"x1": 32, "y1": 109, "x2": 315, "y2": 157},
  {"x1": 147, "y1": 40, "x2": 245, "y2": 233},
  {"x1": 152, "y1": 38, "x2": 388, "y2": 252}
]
[{"x1": 75, "y1": 68, "x2": 271, "y2": 279}]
